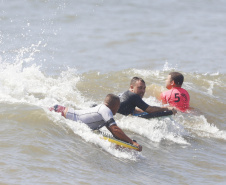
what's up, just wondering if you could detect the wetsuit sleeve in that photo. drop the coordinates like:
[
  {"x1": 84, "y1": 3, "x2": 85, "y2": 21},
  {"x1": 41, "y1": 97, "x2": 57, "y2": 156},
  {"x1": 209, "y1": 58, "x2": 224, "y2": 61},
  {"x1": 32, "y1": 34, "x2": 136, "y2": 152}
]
[
  {"x1": 133, "y1": 95, "x2": 149, "y2": 111},
  {"x1": 105, "y1": 118, "x2": 116, "y2": 127}
]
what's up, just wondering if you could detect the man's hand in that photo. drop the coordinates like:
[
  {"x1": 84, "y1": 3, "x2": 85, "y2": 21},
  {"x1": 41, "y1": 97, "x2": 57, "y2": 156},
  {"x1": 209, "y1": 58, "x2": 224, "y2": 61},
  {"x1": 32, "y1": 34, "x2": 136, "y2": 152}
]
[
  {"x1": 132, "y1": 141, "x2": 142, "y2": 151},
  {"x1": 108, "y1": 125, "x2": 142, "y2": 151},
  {"x1": 168, "y1": 107, "x2": 177, "y2": 115}
]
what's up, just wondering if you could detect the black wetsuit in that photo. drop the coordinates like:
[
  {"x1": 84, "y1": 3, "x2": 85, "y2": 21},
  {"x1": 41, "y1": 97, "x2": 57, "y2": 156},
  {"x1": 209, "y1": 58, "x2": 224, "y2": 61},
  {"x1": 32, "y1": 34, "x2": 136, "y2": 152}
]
[{"x1": 117, "y1": 90, "x2": 149, "y2": 115}]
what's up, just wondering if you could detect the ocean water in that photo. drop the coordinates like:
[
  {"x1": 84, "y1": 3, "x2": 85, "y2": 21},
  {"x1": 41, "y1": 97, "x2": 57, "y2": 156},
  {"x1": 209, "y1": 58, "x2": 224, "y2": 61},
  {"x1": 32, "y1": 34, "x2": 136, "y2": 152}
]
[{"x1": 0, "y1": 0, "x2": 226, "y2": 184}]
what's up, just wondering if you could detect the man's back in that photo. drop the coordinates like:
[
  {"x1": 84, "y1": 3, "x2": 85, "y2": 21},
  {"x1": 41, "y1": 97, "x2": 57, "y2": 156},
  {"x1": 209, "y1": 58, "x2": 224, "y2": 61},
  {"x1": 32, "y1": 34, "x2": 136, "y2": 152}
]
[
  {"x1": 66, "y1": 104, "x2": 115, "y2": 130},
  {"x1": 161, "y1": 87, "x2": 190, "y2": 112}
]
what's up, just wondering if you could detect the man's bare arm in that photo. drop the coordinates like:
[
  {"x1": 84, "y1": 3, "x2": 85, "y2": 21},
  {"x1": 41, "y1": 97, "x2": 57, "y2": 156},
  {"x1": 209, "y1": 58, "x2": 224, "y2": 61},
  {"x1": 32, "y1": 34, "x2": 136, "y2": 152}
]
[
  {"x1": 107, "y1": 125, "x2": 142, "y2": 151},
  {"x1": 145, "y1": 106, "x2": 177, "y2": 115}
]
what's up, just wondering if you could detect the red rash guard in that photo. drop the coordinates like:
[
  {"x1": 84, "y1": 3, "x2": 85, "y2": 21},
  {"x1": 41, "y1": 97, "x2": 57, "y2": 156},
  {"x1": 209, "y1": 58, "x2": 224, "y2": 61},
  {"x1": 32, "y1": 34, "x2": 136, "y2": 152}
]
[{"x1": 161, "y1": 87, "x2": 190, "y2": 112}]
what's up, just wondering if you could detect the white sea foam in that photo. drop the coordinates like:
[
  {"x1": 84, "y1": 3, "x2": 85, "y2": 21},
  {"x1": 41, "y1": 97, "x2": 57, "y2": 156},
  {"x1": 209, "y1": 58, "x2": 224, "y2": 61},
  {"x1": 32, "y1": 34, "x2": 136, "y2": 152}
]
[
  {"x1": 0, "y1": 59, "x2": 89, "y2": 108},
  {"x1": 163, "y1": 61, "x2": 178, "y2": 72},
  {"x1": 117, "y1": 116, "x2": 189, "y2": 145},
  {"x1": 47, "y1": 111, "x2": 143, "y2": 160},
  {"x1": 180, "y1": 114, "x2": 226, "y2": 140}
]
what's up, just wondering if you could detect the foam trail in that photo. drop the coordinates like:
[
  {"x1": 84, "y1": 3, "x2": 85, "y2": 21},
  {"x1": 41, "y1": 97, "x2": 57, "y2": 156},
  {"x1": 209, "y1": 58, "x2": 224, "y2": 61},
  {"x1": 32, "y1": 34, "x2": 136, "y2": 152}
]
[
  {"x1": 47, "y1": 111, "x2": 143, "y2": 160},
  {"x1": 118, "y1": 116, "x2": 189, "y2": 145}
]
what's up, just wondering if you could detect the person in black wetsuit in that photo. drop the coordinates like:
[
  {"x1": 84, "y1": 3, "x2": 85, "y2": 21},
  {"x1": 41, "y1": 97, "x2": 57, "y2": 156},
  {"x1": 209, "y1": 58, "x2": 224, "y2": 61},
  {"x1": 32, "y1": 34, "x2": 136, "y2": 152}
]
[{"x1": 118, "y1": 77, "x2": 177, "y2": 116}]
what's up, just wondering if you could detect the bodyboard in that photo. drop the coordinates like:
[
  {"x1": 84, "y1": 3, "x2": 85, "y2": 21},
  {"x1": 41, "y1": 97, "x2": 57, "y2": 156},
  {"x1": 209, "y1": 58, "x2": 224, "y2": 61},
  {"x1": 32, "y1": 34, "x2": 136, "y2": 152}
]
[
  {"x1": 133, "y1": 110, "x2": 173, "y2": 119},
  {"x1": 95, "y1": 131, "x2": 139, "y2": 151}
]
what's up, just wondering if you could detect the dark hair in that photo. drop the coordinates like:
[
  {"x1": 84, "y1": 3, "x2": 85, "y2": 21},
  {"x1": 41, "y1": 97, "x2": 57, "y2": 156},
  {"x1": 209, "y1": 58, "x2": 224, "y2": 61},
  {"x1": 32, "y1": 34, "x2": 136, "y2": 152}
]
[
  {"x1": 169, "y1": 72, "x2": 184, "y2": 86},
  {"x1": 104, "y1": 94, "x2": 120, "y2": 107},
  {"x1": 130, "y1": 77, "x2": 145, "y2": 86}
]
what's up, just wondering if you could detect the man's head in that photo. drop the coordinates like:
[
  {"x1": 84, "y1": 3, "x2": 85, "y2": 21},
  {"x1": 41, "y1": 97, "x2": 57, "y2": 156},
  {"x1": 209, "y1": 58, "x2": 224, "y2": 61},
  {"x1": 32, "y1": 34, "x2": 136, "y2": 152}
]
[
  {"x1": 166, "y1": 72, "x2": 184, "y2": 89},
  {"x1": 129, "y1": 77, "x2": 146, "y2": 98},
  {"x1": 104, "y1": 94, "x2": 120, "y2": 115}
]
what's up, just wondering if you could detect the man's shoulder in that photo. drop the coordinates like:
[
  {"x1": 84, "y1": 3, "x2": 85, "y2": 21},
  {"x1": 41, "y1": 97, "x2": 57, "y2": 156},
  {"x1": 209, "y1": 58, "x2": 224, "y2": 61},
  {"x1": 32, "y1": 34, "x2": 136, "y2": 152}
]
[
  {"x1": 121, "y1": 90, "x2": 139, "y2": 98},
  {"x1": 120, "y1": 91, "x2": 141, "y2": 103},
  {"x1": 172, "y1": 87, "x2": 190, "y2": 98},
  {"x1": 98, "y1": 104, "x2": 114, "y2": 120},
  {"x1": 181, "y1": 87, "x2": 189, "y2": 94},
  {"x1": 97, "y1": 104, "x2": 112, "y2": 113},
  {"x1": 173, "y1": 87, "x2": 189, "y2": 95},
  {"x1": 120, "y1": 90, "x2": 130, "y2": 96}
]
